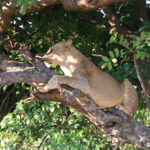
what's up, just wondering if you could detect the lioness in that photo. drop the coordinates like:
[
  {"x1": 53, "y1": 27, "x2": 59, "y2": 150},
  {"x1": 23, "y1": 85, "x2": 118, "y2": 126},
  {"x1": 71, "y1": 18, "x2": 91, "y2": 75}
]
[{"x1": 42, "y1": 40, "x2": 138, "y2": 116}]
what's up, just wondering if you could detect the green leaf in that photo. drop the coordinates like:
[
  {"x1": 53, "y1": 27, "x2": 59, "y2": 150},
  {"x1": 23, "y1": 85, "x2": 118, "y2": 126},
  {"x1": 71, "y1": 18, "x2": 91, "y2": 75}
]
[
  {"x1": 101, "y1": 63, "x2": 107, "y2": 69},
  {"x1": 109, "y1": 35, "x2": 115, "y2": 43},
  {"x1": 102, "y1": 56, "x2": 109, "y2": 62},
  {"x1": 15, "y1": 0, "x2": 23, "y2": 6},
  {"x1": 136, "y1": 52, "x2": 149, "y2": 60},
  {"x1": 19, "y1": 1, "x2": 27, "y2": 15},
  {"x1": 107, "y1": 62, "x2": 112, "y2": 70},
  {"x1": 109, "y1": 51, "x2": 114, "y2": 58},
  {"x1": 30, "y1": 0, "x2": 37, "y2": 7},
  {"x1": 114, "y1": 48, "x2": 119, "y2": 56},
  {"x1": 119, "y1": 35, "x2": 124, "y2": 44}
]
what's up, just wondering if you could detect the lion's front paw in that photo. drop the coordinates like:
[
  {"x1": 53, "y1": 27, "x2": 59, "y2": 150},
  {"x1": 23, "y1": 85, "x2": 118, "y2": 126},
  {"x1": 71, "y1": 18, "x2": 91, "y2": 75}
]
[
  {"x1": 44, "y1": 75, "x2": 60, "y2": 91},
  {"x1": 37, "y1": 86, "x2": 48, "y2": 93}
]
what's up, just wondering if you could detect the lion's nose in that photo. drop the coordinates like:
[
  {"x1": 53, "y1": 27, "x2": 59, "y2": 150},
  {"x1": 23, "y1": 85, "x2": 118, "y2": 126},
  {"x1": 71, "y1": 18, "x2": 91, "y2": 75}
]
[
  {"x1": 35, "y1": 55, "x2": 44, "y2": 60},
  {"x1": 43, "y1": 55, "x2": 48, "y2": 60}
]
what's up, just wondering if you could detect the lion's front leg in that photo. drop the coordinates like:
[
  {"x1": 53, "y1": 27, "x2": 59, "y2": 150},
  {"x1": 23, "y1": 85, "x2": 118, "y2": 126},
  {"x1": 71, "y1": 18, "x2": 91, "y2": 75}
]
[
  {"x1": 43, "y1": 75, "x2": 80, "y2": 102},
  {"x1": 44, "y1": 75, "x2": 60, "y2": 92}
]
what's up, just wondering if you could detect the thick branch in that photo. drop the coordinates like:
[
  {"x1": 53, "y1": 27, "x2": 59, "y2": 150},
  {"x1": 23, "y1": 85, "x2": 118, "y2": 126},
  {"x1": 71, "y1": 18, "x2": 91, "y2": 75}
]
[
  {"x1": 0, "y1": 0, "x2": 60, "y2": 33},
  {"x1": 0, "y1": 54, "x2": 56, "y2": 85},
  {"x1": 33, "y1": 92, "x2": 150, "y2": 149},
  {"x1": 62, "y1": 0, "x2": 127, "y2": 11},
  {"x1": 0, "y1": 55, "x2": 150, "y2": 149},
  {"x1": 0, "y1": 56, "x2": 32, "y2": 72},
  {"x1": 0, "y1": 0, "x2": 128, "y2": 33}
]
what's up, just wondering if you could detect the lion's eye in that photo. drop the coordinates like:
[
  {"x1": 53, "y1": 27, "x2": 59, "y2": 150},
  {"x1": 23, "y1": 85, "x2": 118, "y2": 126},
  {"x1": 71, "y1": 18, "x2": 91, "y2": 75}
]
[
  {"x1": 47, "y1": 48, "x2": 54, "y2": 54},
  {"x1": 50, "y1": 49, "x2": 54, "y2": 53}
]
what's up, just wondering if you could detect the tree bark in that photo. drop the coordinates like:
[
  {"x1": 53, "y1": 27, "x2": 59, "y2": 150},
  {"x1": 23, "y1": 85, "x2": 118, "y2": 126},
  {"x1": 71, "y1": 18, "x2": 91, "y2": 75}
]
[
  {"x1": 136, "y1": 0, "x2": 149, "y2": 22},
  {"x1": 0, "y1": 0, "x2": 128, "y2": 33},
  {"x1": 0, "y1": 54, "x2": 150, "y2": 149}
]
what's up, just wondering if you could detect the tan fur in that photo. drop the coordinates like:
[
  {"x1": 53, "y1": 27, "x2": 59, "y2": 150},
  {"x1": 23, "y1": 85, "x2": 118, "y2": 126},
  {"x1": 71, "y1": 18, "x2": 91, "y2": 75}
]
[{"x1": 43, "y1": 40, "x2": 139, "y2": 117}]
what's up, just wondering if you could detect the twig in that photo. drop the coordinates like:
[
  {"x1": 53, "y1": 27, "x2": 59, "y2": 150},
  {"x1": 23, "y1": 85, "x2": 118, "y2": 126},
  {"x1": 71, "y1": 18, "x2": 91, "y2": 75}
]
[
  {"x1": 133, "y1": 55, "x2": 150, "y2": 110},
  {"x1": 37, "y1": 135, "x2": 48, "y2": 150},
  {"x1": 113, "y1": 141, "x2": 119, "y2": 150},
  {"x1": 10, "y1": 24, "x2": 30, "y2": 38},
  {"x1": 122, "y1": 144, "x2": 127, "y2": 150},
  {"x1": 92, "y1": 54, "x2": 103, "y2": 57},
  {"x1": 0, "y1": 87, "x2": 15, "y2": 113}
]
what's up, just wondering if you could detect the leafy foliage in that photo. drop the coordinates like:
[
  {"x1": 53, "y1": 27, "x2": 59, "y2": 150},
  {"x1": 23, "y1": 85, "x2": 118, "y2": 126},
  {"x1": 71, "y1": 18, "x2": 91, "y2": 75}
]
[
  {"x1": 0, "y1": 100, "x2": 113, "y2": 150},
  {"x1": 108, "y1": 22, "x2": 150, "y2": 81},
  {"x1": 16, "y1": 0, "x2": 37, "y2": 15},
  {"x1": 0, "y1": 1, "x2": 150, "y2": 149}
]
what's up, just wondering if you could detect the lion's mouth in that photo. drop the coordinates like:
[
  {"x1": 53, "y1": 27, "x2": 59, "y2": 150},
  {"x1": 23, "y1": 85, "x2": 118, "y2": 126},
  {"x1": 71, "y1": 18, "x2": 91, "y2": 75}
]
[{"x1": 44, "y1": 58, "x2": 52, "y2": 64}]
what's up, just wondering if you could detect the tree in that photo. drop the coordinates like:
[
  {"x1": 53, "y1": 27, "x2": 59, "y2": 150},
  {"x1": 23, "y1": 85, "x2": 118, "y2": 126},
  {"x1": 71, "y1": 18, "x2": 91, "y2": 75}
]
[{"x1": 0, "y1": 0, "x2": 150, "y2": 149}]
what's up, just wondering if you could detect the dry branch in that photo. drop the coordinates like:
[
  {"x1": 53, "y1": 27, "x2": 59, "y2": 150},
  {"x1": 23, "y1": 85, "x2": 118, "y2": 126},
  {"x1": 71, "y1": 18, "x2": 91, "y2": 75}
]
[{"x1": 0, "y1": 54, "x2": 150, "y2": 149}]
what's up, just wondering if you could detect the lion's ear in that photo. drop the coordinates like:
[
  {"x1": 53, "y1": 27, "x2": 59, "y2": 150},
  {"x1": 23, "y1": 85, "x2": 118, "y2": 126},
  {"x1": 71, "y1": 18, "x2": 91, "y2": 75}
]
[{"x1": 64, "y1": 40, "x2": 73, "y2": 49}]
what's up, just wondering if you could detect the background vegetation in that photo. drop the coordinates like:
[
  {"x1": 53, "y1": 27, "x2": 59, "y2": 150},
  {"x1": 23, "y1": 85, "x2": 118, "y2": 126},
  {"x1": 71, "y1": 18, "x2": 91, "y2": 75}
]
[{"x1": 0, "y1": 0, "x2": 150, "y2": 149}]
